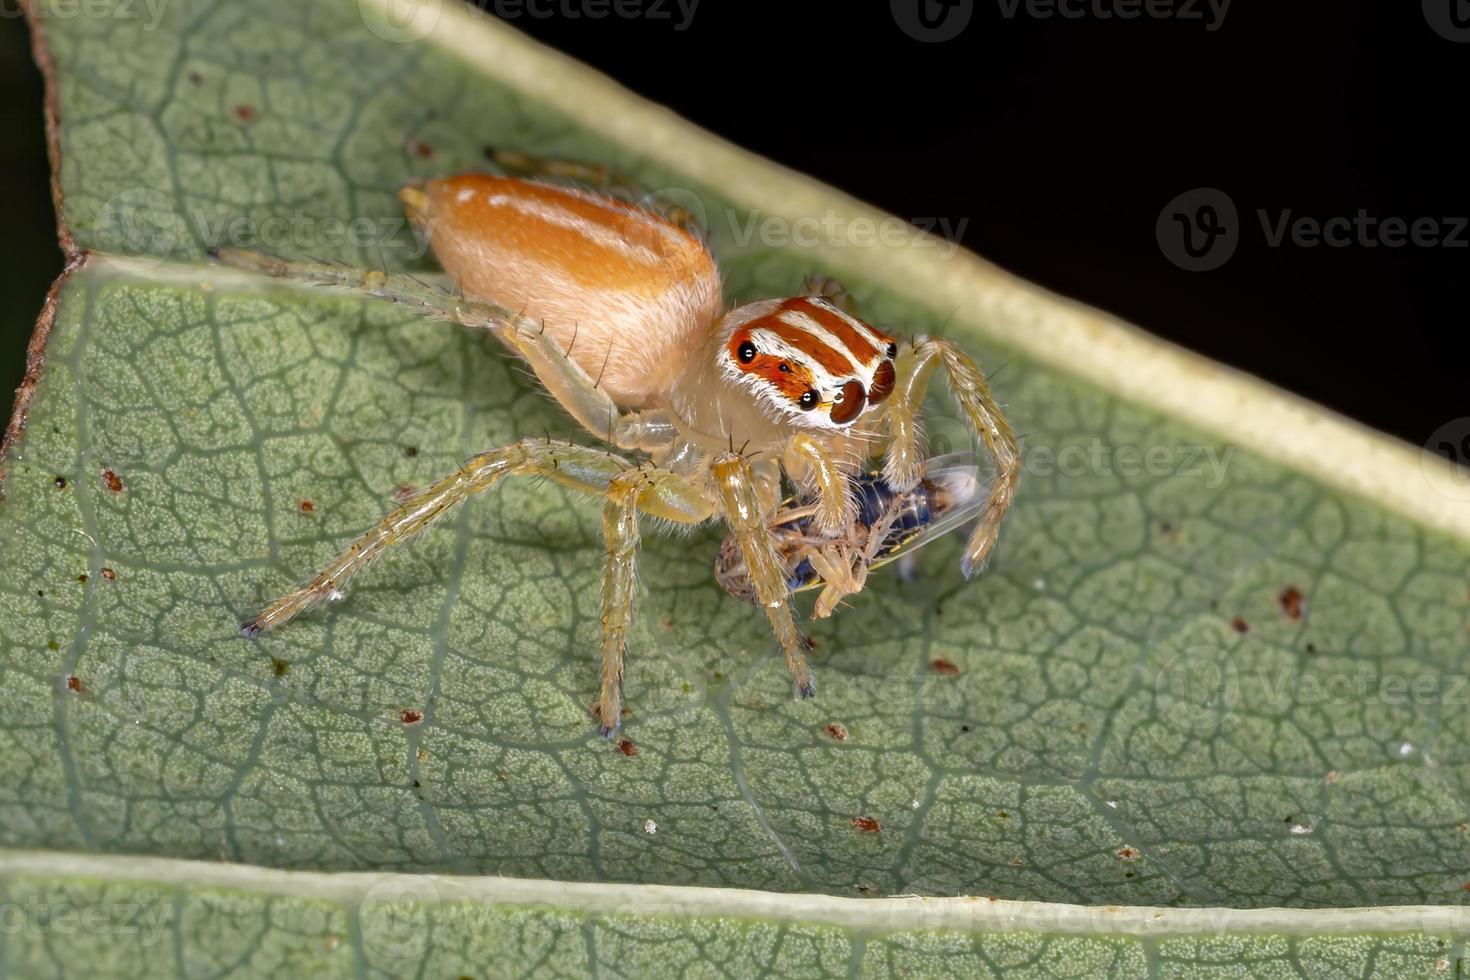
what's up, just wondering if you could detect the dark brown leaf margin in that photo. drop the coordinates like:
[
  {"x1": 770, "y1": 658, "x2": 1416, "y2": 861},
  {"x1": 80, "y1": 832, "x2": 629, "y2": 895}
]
[{"x1": 1, "y1": 2, "x2": 87, "y2": 498}]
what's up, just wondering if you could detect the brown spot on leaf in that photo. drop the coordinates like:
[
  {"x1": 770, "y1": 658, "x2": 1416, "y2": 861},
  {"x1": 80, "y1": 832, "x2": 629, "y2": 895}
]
[
  {"x1": 297, "y1": 498, "x2": 315, "y2": 514},
  {"x1": 823, "y1": 722, "x2": 849, "y2": 741},
  {"x1": 616, "y1": 738, "x2": 638, "y2": 757},
  {"x1": 232, "y1": 104, "x2": 255, "y2": 123},
  {"x1": 850, "y1": 816, "x2": 881, "y2": 834},
  {"x1": 53, "y1": 475, "x2": 67, "y2": 489},
  {"x1": 659, "y1": 616, "x2": 674, "y2": 630},
  {"x1": 400, "y1": 708, "x2": 423, "y2": 725},
  {"x1": 931, "y1": 657, "x2": 960, "y2": 676},
  {"x1": 1231, "y1": 616, "x2": 1249, "y2": 634},
  {"x1": 65, "y1": 675, "x2": 83, "y2": 693},
  {"x1": 395, "y1": 485, "x2": 417, "y2": 502},
  {"x1": 403, "y1": 445, "x2": 418, "y2": 457},
  {"x1": 101, "y1": 469, "x2": 124, "y2": 493},
  {"x1": 270, "y1": 658, "x2": 290, "y2": 677},
  {"x1": 407, "y1": 137, "x2": 433, "y2": 159},
  {"x1": 1117, "y1": 846, "x2": 1141, "y2": 860},
  {"x1": 76, "y1": 574, "x2": 87, "y2": 583},
  {"x1": 1279, "y1": 585, "x2": 1305, "y2": 622},
  {"x1": 101, "y1": 567, "x2": 116, "y2": 582}
]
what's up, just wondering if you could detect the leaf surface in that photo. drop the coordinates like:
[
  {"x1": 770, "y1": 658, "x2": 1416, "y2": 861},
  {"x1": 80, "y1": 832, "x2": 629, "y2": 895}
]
[{"x1": 3, "y1": 0, "x2": 1469, "y2": 974}]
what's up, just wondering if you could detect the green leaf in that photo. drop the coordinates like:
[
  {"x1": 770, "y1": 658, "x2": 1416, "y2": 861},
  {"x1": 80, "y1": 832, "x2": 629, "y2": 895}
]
[{"x1": 3, "y1": 0, "x2": 1468, "y2": 974}]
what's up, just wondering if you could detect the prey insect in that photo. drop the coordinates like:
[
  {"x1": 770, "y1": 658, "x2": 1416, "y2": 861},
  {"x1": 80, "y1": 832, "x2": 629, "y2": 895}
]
[
  {"x1": 715, "y1": 454, "x2": 986, "y2": 619},
  {"x1": 226, "y1": 150, "x2": 1020, "y2": 736}
]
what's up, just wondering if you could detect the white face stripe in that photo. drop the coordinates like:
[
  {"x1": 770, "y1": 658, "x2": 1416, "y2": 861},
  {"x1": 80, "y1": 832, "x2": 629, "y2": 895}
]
[
  {"x1": 771, "y1": 310, "x2": 863, "y2": 375},
  {"x1": 798, "y1": 297, "x2": 893, "y2": 367}
]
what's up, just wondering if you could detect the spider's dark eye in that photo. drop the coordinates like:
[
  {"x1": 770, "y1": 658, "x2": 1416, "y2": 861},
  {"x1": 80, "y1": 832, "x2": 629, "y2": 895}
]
[
  {"x1": 737, "y1": 341, "x2": 757, "y2": 364},
  {"x1": 798, "y1": 389, "x2": 820, "y2": 410},
  {"x1": 886, "y1": 342, "x2": 898, "y2": 359}
]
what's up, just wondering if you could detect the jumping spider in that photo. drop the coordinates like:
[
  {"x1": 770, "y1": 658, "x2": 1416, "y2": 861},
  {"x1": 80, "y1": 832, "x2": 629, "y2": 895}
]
[{"x1": 226, "y1": 151, "x2": 1020, "y2": 736}]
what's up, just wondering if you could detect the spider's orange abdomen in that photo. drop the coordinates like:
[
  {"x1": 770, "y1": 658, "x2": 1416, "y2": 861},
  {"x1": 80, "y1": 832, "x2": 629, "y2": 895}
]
[{"x1": 406, "y1": 174, "x2": 723, "y2": 407}]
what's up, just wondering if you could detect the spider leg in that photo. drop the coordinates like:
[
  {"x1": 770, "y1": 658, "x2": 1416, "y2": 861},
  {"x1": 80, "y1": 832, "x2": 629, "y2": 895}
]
[
  {"x1": 211, "y1": 247, "x2": 679, "y2": 455},
  {"x1": 882, "y1": 336, "x2": 1020, "y2": 578},
  {"x1": 240, "y1": 439, "x2": 633, "y2": 636},
  {"x1": 241, "y1": 438, "x2": 714, "y2": 737},
  {"x1": 783, "y1": 432, "x2": 854, "y2": 535},
  {"x1": 488, "y1": 148, "x2": 704, "y2": 236},
  {"x1": 801, "y1": 274, "x2": 856, "y2": 313},
  {"x1": 596, "y1": 467, "x2": 716, "y2": 736},
  {"x1": 710, "y1": 452, "x2": 815, "y2": 700}
]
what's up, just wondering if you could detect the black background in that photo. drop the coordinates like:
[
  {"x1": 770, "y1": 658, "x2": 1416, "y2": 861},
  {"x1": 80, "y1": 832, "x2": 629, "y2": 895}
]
[{"x1": 3, "y1": 1, "x2": 1465, "y2": 449}]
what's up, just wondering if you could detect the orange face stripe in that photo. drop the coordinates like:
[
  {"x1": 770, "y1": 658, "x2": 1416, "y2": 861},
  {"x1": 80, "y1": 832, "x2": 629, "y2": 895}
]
[
  {"x1": 728, "y1": 330, "x2": 816, "y2": 403},
  {"x1": 752, "y1": 355, "x2": 814, "y2": 401},
  {"x1": 782, "y1": 297, "x2": 888, "y2": 365}
]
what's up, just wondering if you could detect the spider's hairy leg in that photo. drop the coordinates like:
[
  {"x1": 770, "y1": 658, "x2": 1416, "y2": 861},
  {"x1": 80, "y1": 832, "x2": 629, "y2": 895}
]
[
  {"x1": 239, "y1": 439, "x2": 631, "y2": 637},
  {"x1": 597, "y1": 467, "x2": 716, "y2": 737},
  {"x1": 882, "y1": 336, "x2": 1020, "y2": 579},
  {"x1": 209, "y1": 248, "x2": 673, "y2": 454},
  {"x1": 801, "y1": 274, "x2": 855, "y2": 313},
  {"x1": 488, "y1": 149, "x2": 704, "y2": 235},
  {"x1": 711, "y1": 452, "x2": 815, "y2": 700},
  {"x1": 784, "y1": 432, "x2": 854, "y2": 535}
]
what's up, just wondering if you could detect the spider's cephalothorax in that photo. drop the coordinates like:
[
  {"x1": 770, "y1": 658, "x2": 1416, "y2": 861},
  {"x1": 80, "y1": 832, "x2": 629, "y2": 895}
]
[{"x1": 229, "y1": 154, "x2": 1019, "y2": 736}]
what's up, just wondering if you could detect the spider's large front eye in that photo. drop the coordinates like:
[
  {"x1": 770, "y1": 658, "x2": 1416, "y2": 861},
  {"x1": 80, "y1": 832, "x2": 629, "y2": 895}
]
[
  {"x1": 886, "y1": 342, "x2": 898, "y2": 358},
  {"x1": 829, "y1": 379, "x2": 867, "y2": 424},
  {"x1": 798, "y1": 389, "x2": 820, "y2": 410},
  {"x1": 737, "y1": 341, "x2": 757, "y2": 364}
]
